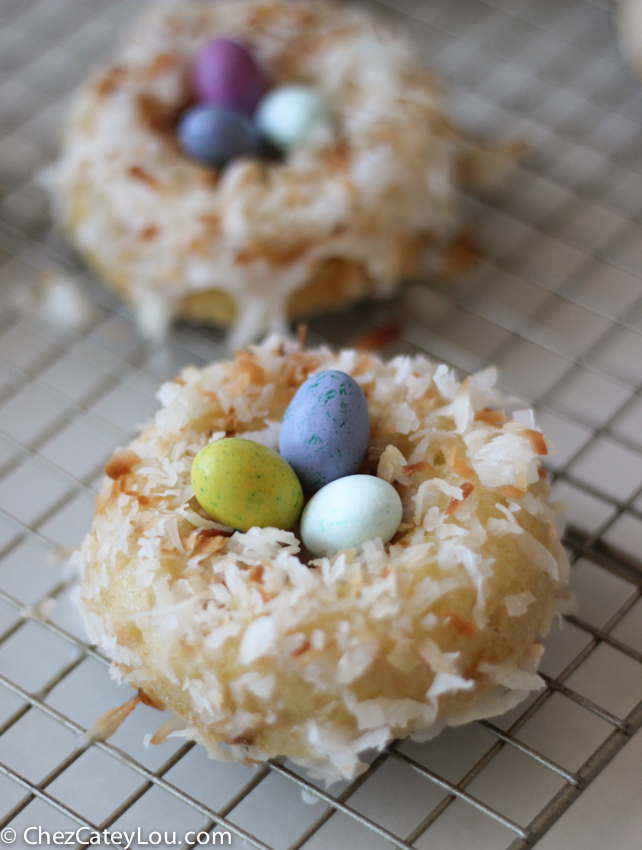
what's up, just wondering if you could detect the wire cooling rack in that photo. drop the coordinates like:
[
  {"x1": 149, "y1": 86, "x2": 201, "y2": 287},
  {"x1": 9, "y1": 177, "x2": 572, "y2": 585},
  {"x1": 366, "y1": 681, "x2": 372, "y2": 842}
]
[{"x1": 0, "y1": 0, "x2": 641, "y2": 848}]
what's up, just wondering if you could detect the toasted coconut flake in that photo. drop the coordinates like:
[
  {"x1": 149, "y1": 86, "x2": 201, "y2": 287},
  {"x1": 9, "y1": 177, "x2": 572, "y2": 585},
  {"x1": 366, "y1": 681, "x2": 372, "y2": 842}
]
[
  {"x1": 138, "y1": 688, "x2": 165, "y2": 711},
  {"x1": 104, "y1": 450, "x2": 141, "y2": 480},
  {"x1": 128, "y1": 164, "x2": 158, "y2": 186},
  {"x1": 472, "y1": 432, "x2": 539, "y2": 490},
  {"x1": 502, "y1": 485, "x2": 525, "y2": 500},
  {"x1": 522, "y1": 428, "x2": 548, "y2": 456},
  {"x1": 402, "y1": 461, "x2": 434, "y2": 477},
  {"x1": 150, "y1": 716, "x2": 185, "y2": 745},
  {"x1": 442, "y1": 436, "x2": 475, "y2": 479},
  {"x1": 234, "y1": 350, "x2": 267, "y2": 386},
  {"x1": 80, "y1": 694, "x2": 140, "y2": 746},
  {"x1": 474, "y1": 409, "x2": 507, "y2": 426},
  {"x1": 445, "y1": 482, "x2": 475, "y2": 515}
]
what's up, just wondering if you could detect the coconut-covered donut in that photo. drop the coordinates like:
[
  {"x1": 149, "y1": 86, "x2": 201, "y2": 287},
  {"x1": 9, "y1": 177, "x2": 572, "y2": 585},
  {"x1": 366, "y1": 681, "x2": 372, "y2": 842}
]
[
  {"x1": 76, "y1": 336, "x2": 570, "y2": 782},
  {"x1": 44, "y1": 0, "x2": 518, "y2": 344}
]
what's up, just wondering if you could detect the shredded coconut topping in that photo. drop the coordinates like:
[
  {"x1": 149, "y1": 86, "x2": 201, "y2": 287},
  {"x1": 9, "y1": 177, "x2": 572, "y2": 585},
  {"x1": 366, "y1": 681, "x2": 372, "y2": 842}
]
[
  {"x1": 78, "y1": 337, "x2": 570, "y2": 781},
  {"x1": 43, "y1": 0, "x2": 473, "y2": 344}
]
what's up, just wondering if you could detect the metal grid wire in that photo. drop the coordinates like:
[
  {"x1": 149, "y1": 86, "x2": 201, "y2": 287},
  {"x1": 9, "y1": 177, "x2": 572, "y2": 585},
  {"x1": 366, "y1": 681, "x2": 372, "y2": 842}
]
[{"x1": 0, "y1": 0, "x2": 641, "y2": 847}]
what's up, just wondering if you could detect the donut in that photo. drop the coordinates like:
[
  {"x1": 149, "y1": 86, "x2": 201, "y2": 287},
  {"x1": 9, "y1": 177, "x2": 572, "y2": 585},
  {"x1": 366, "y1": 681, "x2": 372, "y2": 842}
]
[
  {"x1": 76, "y1": 336, "x2": 570, "y2": 782},
  {"x1": 43, "y1": 0, "x2": 522, "y2": 345}
]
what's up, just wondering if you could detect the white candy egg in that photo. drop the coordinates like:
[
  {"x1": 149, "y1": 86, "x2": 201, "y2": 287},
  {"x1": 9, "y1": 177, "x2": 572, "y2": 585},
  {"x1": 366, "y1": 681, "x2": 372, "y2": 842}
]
[
  {"x1": 256, "y1": 84, "x2": 334, "y2": 150},
  {"x1": 301, "y1": 475, "x2": 403, "y2": 557}
]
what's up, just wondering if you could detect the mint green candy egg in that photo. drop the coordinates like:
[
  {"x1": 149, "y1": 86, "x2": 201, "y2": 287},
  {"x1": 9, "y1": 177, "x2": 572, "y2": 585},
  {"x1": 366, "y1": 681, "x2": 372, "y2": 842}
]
[
  {"x1": 301, "y1": 475, "x2": 402, "y2": 557},
  {"x1": 191, "y1": 437, "x2": 303, "y2": 532},
  {"x1": 256, "y1": 84, "x2": 333, "y2": 150}
]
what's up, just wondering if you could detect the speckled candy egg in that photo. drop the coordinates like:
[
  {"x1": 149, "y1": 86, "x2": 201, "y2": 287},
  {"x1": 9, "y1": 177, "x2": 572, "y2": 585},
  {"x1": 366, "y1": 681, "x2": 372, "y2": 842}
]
[
  {"x1": 301, "y1": 475, "x2": 403, "y2": 557},
  {"x1": 177, "y1": 104, "x2": 260, "y2": 166},
  {"x1": 256, "y1": 84, "x2": 333, "y2": 150},
  {"x1": 191, "y1": 438, "x2": 303, "y2": 532},
  {"x1": 279, "y1": 370, "x2": 370, "y2": 493},
  {"x1": 193, "y1": 39, "x2": 268, "y2": 115}
]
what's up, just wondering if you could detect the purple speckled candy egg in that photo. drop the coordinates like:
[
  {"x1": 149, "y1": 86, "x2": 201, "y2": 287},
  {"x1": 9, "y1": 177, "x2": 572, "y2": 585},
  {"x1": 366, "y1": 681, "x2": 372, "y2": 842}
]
[
  {"x1": 193, "y1": 38, "x2": 268, "y2": 115},
  {"x1": 279, "y1": 370, "x2": 370, "y2": 494},
  {"x1": 177, "y1": 104, "x2": 260, "y2": 167}
]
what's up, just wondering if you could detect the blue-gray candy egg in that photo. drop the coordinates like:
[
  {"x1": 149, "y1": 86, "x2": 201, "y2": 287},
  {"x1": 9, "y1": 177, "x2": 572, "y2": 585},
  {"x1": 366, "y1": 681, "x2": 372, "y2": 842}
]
[
  {"x1": 279, "y1": 370, "x2": 370, "y2": 493},
  {"x1": 177, "y1": 104, "x2": 260, "y2": 167}
]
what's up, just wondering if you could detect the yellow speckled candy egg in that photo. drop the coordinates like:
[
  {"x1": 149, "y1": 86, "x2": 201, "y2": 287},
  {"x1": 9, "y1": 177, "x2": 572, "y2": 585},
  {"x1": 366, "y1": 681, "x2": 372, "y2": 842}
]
[{"x1": 191, "y1": 437, "x2": 303, "y2": 532}]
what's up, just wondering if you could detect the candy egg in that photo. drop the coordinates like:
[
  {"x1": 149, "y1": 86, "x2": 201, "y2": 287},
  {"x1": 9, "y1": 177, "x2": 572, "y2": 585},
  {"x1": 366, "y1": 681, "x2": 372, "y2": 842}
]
[
  {"x1": 279, "y1": 370, "x2": 370, "y2": 493},
  {"x1": 256, "y1": 84, "x2": 333, "y2": 150},
  {"x1": 191, "y1": 437, "x2": 303, "y2": 532},
  {"x1": 193, "y1": 38, "x2": 268, "y2": 115},
  {"x1": 177, "y1": 104, "x2": 260, "y2": 166},
  {"x1": 301, "y1": 475, "x2": 403, "y2": 557}
]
